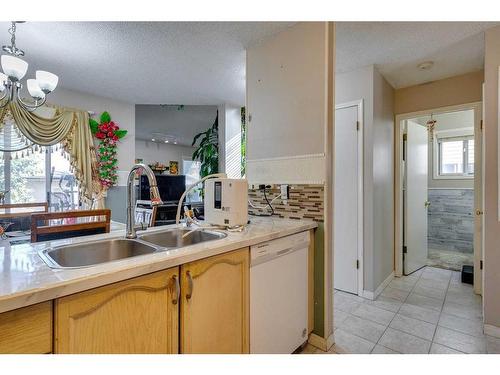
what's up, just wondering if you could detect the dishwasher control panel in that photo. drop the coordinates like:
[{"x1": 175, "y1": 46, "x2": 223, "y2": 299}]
[{"x1": 250, "y1": 231, "x2": 310, "y2": 266}]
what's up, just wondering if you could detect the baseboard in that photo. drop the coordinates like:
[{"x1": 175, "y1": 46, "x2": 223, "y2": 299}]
[
  {"x1": 308, "y1": 332, "x2": 335, "y2": 352},
  {"x1": 362, "y1": 272, "x2": 394, "y2": 301},
  {"x1": 484, "y1": 324, "x2": 500, "y2": 338}
]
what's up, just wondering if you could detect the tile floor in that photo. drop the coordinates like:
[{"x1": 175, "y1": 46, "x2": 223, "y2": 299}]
[{"x1": 300, "y1": 266, "x2": 500, "y2": 354}]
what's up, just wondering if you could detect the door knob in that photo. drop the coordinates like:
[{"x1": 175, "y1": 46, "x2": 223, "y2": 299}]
[
  {"x1": 424, "y1": 201, "x2": 431, "y2": 208},
  {"x1": 475, "y1": 209, "x2": 483, "y2": 216}
]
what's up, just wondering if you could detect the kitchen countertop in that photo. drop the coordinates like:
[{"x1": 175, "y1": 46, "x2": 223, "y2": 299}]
[{"x1": 0, "y1": 217, "x2": 317, "y2": 314}]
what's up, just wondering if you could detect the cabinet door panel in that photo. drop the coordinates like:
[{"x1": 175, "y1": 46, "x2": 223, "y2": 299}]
[
  {"x1": 0, "y1": 301, "x2": 52, "y2": 354},
  {"x1": 181, "y1": 248, "x2": 249, "y2": 353},
  {"x1": 55, "y1": 268, "x2": 179, "y2": 354}
]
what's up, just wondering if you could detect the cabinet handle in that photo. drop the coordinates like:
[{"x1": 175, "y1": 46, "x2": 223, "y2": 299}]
[
  {"x1": 186, "y1": 271, "x2": 193, "y2": 300},
  {"x1": 172, "y1": 275, "x2": 180, "y2": 305}
]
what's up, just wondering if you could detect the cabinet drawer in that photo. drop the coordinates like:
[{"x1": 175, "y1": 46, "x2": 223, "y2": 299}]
[{"x1": 0, "y1": 301, "x2": 53, "y2": 354}]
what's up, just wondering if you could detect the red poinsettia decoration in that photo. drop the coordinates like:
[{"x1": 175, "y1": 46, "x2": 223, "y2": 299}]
[{"x1": 89, "y1": 112, "x2": 127, "y2": 189}]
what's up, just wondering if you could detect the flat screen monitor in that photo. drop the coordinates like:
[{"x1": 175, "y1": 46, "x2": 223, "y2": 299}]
[{"x1": 139, "y1": 175, "x2": 186, "y2": 203}]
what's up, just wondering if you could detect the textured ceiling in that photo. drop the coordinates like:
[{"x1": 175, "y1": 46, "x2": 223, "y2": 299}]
[
  {"x1": 1, "y1": 21, "x2": 497, "y2": 105},
  {"x1": 0, "y1": 22, "x2": 294, "y2": 105},
  {"x1": 336, "y1": 22, "x2": 498, "y2": 88}
]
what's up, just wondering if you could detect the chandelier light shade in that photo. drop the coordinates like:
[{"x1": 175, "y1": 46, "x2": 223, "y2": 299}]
[
  {"x1": 36, "y1": 70, "x2": 58, "y2": 93},
  {"x1": 0, "y1": 21, "x2": 59, "y2": 112},
  {"x1": 1, "y1": 55, "x2": 28, "y2": 81}
]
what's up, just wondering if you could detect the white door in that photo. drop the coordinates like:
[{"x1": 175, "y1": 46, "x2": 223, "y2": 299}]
[
  {"x1": 334, "y1": 105, "x2": 359, "y2": 294},
  {"x1": 404, "y1": 120, "x2": 429, "y2": 275}
]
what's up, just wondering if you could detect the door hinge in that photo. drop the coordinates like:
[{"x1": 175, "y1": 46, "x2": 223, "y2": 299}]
[
  {"x1": 480, "y1": 120, "x2": 483, "y2": 131},
  {"x1": 356, "y1": 260, "x2": 359, "y2": 269},
  {"x1": 403, "y1": 245, "x2": 408, "y2": 254},
  {"x1": 480, "y1": 260, "x2": 483, "y2": 270},
  {"x1": 248, "y1": 113, "x2": 252, "y2": 122},
  {"x1": 356, "y1": 121, "x2": 360, "y2": 131}
]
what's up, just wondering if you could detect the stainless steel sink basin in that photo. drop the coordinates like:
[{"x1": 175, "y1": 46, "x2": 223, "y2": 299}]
[
  {"x1": 139, "y1": 228, "x2": 227, "y2": 249},
  {"x1": 39, "y1": 239, "x2": 158, "y2": 269}
]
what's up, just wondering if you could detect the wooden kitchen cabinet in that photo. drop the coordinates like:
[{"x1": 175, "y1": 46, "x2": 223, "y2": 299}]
[
  {"x1": 0, "y1": 301, "x2": 52, "y2": 354},
  {"x1": 180, "y1": 248, "x2": 250, "y2": 353},
  {"x1": 54, "y1": 268, "x2": 180, "y2": 354}
]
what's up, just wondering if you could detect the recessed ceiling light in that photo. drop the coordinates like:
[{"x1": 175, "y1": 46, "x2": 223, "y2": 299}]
[
  {"x1": 165, "y1": 140, "x2": 168, "y2": 143},
  {"x1": 417, "y1": 61, "x2": 434, "y2": 71},
  {"x1": 151, "y1": 138, "x2": 155, "y2": 142}
]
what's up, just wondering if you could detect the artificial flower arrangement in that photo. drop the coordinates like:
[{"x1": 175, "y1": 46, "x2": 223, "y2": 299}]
[{"x1": 89, "y1": 112, "x2": 127, "y2": 189}]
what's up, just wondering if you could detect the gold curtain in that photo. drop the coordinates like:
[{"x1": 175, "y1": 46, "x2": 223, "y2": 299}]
[{"x1": 0, "y1": 102, "x2": 104, "y2": 207}]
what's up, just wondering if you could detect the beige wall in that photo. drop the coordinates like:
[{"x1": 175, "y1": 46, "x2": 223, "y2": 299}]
[
  {"x1": 394, "y1": 71, "x2": 484, "y2": 115},
  {"x1": 245, "y1": 22, "x2": 334, "y2": 343},
  {"x1": 483, "y1": 26, "x2": 500, "y2": 329},
  {"x1": 246, "y1": 22, "x2": 327, "y2": 162}
]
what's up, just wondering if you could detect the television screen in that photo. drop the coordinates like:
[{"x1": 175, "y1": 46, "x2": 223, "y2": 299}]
[{"x1": 140, "y1": 175, "x2": 186, "y2": 203}]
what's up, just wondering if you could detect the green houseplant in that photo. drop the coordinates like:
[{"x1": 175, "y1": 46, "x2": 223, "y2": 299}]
[{"x1": 192, "y1": 111, "x2": 219, "y2": 178}]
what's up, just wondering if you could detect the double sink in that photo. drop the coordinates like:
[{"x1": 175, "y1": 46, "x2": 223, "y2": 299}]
[{"x1": 38, "y1": 228, "x2": 227, "y2": 269}]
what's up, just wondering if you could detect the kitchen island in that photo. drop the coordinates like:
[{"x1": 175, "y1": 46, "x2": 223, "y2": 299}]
[{"x1": 0, "y1": 216, "x2": 317, "y2": 354}]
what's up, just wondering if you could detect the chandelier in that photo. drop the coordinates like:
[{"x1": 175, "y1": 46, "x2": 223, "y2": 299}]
[{"x1": 0, "y1": 21, "x2": 58, "y2": 112}]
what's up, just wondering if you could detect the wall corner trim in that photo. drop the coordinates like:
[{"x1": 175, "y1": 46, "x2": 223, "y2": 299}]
[
  {"x1": 363, "y1": 271, "x2": 394, "y2": 301},
  {"x1": 484, "y1": 324, "x2": 500, "y2": 338},
  {"x1": 308, "y1": 332, "x2": 335, "y2": 352}
]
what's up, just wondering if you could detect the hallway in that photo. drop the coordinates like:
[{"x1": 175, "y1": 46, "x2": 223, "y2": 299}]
[{"x1": 302, "y1": 266, "x2": 500, "y2": 354}]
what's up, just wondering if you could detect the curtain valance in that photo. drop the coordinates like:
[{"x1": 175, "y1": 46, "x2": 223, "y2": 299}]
[{"x1": 0, "y1": 102, "x2": 103, "y2": 206}]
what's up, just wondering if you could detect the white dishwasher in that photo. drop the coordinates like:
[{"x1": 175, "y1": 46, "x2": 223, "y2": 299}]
[{"x1": 250, "y1": 231, "x2": 309, "y2": 354}]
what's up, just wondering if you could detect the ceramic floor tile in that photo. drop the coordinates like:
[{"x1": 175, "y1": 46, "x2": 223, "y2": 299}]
[
  {"x1": 380, "y1": 286, "x2": 410, "y2": 302},
  {"x1": 450, "y1": 271, "x2": 461, "y2": 284},
  {"x1": 351, "y1": 303, "x2": 396, "y2": 326},
  {"x1": 398, "y1": 303, "x2": 441, "y2": 324},
  {"x1": 365, "y1": 295, "x2": 403, "y2": 313},
  {"x1": 421, "y1": 267, "x2": 452, "y2": 282},
  {"x1": 445, "y1": 290, "x2": 482, "y2": 308},
  {"x1": 333, "y1": 309, "x2": 350, "y2": 328},
  {"x1": 338, "y1": 315, "x2": 386, "y2": 343},
  {"x1": 438, "y1": 313, "x2": 484, "y2": 337},
  {"x1": 486, "y1": 335, "x2": 500, "y2": 354},
  {"x1": 434, "y1": 326, "x2": 487, "y2": 354},
  {"x1": 378, "y1": 328, "x2": 431, "y2": 354},
  {"x1": 429, "y1": 343, "x2": 464, "y2": 354},
  {"x1": 447, "y1": 281, "x2": 474, "y2": 294},
  {"x1": 442, "y1": 301, "x2": 483, "y2": 320},
  {"x1": 334, "y1": 292, "x2": 364, "y2": 314},
  {"x1": 387, "y1": 276, "x2": 418, "y2": 292},
  {"x1": 389, "y1": 314, "x2": 436, "y2": 341},
  {"x1": 406, "y1": 292, "x2": 444, "y2": 312},
  {"x1": 415, "y1": 277, "x2": 449, "y2": 292},
  {"x1": 371, "y1": 344, "x2": 400, "y2": 354},
  {"x1": 412, "y1": 284, "x2": 447, "y2": 301},
  {"x1": 332, "y1": 329, "x2": 375, "y2": 354}
]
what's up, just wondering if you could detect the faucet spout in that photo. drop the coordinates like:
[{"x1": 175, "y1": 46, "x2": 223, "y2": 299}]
[{"x1": 126, "y1": 163, "x2": 163, "y2": 239}]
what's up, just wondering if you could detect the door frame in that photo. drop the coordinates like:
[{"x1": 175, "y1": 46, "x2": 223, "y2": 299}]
[
  {"x1": 394, "y1": 102, "x2": 483, "y2": 293},
  {"x1": 334, "y1": 99, "x2": 364, "y2": 296}
]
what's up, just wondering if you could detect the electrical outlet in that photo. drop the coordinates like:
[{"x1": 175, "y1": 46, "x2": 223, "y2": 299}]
[{"x1": 280, "y1": 184, "x2": 289, "y2": 203}]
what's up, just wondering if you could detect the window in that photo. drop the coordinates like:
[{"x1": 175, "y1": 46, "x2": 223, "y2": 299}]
[
  {"x1": 0, "y1": 144, "x2": 80, "y2": 211},
  {"x1": 182, "y1": 159, "x2": 202, "y2": 203},
  {"x1": 437, "y1": 136, "x2": 474, "y2": 178}
]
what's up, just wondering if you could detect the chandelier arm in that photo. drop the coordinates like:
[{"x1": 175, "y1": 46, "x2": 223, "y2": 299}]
[{"x1": 15, "y1": 85, "x2": 47, "y2": 112}]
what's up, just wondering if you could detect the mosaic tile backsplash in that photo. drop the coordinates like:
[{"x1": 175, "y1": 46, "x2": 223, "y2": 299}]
[
  {"x1": 428, "y1": 188, "x2": 474, "y2": 253},
  {"x1": 248, "y1": 184, "x2": 324, "y2": 222}
]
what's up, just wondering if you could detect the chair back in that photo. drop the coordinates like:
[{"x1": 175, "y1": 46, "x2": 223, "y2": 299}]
[
  {"x1": 135, "y1": 200, "x2": 157, "y2": 227},
  {"x1": 30, "y1": 209, "x2": 111, "y2": 243},
  {"x1": 0, "y1": 202, "x2": 49, "y2": 232}
]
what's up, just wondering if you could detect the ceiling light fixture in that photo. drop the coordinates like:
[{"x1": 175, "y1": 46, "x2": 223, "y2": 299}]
[
  {"x1": 0, "y1": 21, "x2": 59, "y2": 112},
  {"x1": 417, "y1": 61, "x2": 434, "y2": 71},
  {"x1": 151, "y1": 132, "x2": 179, "y2": 145}
]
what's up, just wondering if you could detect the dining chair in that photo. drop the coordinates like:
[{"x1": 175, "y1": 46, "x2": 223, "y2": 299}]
[{"x1": 30, "y1": 209, "x2": 111, "y2": 243}]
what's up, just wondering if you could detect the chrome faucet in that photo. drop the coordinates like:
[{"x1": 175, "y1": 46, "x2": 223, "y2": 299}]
[{"x1": 126, "y1": 163, "x2": 163, "y2": 239}]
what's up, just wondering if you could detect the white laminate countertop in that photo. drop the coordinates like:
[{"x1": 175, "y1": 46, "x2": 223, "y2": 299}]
[{"x1": 0, "y1": 217, "x2": 317, "y2": 313}]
